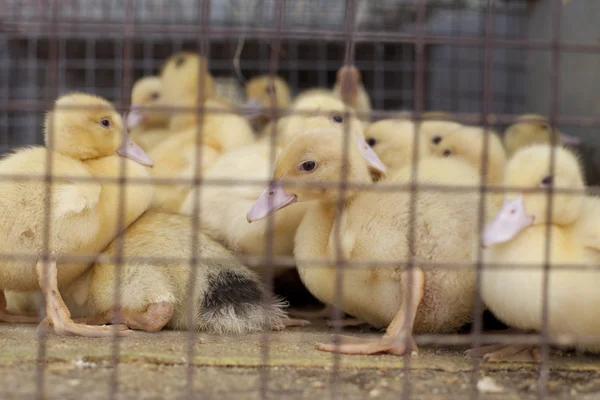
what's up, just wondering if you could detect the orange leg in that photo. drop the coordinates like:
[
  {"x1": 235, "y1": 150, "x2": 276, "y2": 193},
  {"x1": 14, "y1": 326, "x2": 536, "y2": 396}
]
[
  {"x1": 272, "y1": 318, "x2": 311, "y2": 331},
  {"x1": 36, "y1": 259, "x2": 130, "y2": 337},
  {"x1": 315, "y1": 267, "x2": 425, "y2": 356},
  {"x1": 0, "y1": 291, "x2": 40, "y2": 324}
]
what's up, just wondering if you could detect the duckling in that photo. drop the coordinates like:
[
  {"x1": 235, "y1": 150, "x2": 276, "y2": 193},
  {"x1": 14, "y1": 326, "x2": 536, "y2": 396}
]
[
  {"x1": 127, "y1": 76, "x2": 171, "y2": 152},
  {"x1": 244, "y1": 75, "x2": 292, "y2": 130},
  {"x1": 247, "y1": 127, "x2": 479, "y2": 355},
  {"x1": 180, "y1": 105, "x2": 376, "y2": 274},
  {"x1": 63, "y1": 211, "x2": 302, "y2": 333},
  {"x1": 503, "y1": 114, "x2": 582, "y2": 158},
  {"x1": 160, "y1": 52, "x2": 216, "y2": 106},
  {"x1": 0, "y1": 92, "x2": 153, "y2": 336},
  {"x1": 469, "y1": 144, "x2": 600, "y2": 361},
  {"x1": 430, "y1": 126, "x2": 507, "y2": 186},
  {"x1": 332, "y1": 65, "x2": 372, "y2": 120}
]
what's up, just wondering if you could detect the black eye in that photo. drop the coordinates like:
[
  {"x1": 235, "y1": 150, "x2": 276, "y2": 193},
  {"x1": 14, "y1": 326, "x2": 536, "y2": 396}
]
[
  {"x1": 265, "y1": 85, "x2": 275, "y2": 95},
  {"x1": 332, "y1": 115, "x2": 344, "y2": 124},
  {"x1": 300, "y1": 161, "x2": 316, "y2": 172},
  {"x1": 175, "y1": 56, "x2": 186, "y2": 67},
  {"x1": 443, "y1": 149, "x2": 452, "y2": 157},
  {"x1": 541, "y1": 176, "x2": 553, "y2": 185},
  {"x1": 150, "y1": 92, "x2": 160, "y2": 100},
  {"x1": 100, "y1": 118, "x2": 112, "y2": 128},
  {"x1": 432, "y1": 136, "x2": 442, "y2": 145},
  {"x1": 367, "y1": 138, "x2": 377, "y2": 147}
]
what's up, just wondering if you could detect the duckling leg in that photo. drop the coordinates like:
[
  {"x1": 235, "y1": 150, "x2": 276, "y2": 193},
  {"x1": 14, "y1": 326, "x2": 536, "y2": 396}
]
[
  {"x1": 36, "y1": 259, "x2": 130, "y2": 337},
  {"x1": 272, "y1": 318, "x2": 311, "y2": 330},
  {"x1": 466, "y1": 328, "x2": 542, "y2": 362},
  {"x1": 315, "y1": 268, "x2": 424, "y2": 356},
  {"x1": 115, "y1": 302, "x2": 175, "y2": 332},
  {"x1": 0, "y1": 291, "x2": 40, "y2": 324}
]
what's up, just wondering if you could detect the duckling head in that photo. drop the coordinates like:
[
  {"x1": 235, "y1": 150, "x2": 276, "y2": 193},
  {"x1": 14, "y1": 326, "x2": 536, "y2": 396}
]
[
  {"x1": 246, "y1": 127, "x2": 387, "y2": 222},
  {"x1": 503, "y1": 114, "x2": 581, "y2": 157},
  {"x1": 277, "y1": 95, "x2": 363, "y2": 145},
  {"x1": 127, "y1": 76, "x2": 169, "y2": 130},
  {"x1": 430, "y1": 126, "x2": 506, "y2": 185},
  {"x1": 482, "y1": 144, "x2": 584, "y2": 247},
  {"x1": 243, "y1": 75, "x2": 292, "y2": 119},
  {"x1": 364, "y1": 119, "x2": 431, "y2": 173},
  {"x1": 161, "y1": 52, "x2": 215, "y2": 105},
  {"x1": 45, "y1": 93, "x2": 153, "y2": 166}
]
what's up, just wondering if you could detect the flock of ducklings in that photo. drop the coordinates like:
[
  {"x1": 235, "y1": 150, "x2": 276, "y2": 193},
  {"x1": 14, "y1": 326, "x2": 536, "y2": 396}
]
[{"x1": 0, "y1": 50, "x2": 596, "y2": 362}]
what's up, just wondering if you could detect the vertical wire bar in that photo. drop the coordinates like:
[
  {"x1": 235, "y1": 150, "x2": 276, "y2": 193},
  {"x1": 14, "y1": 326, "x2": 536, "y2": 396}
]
[
  {"x1": 469, "y1": 1, "x2": 495, "y2": 399},
  {"x1": 404, "y1": 0, "x2": 428, "y2": 397},
  {"x1": 449, "y1": 0, "x2": 460, "y2": 113},
  {"x1": 330, "y1": 1, "x2": 357, "y2": 398},
  {"x1": 538, "y1": 0, "x2": 563, "y2": 397},
  {"x1": 185, "y1": 0, "x2": 211, "y2": 397},
  {"x1": 261, "y1": 1, "x2": 285, "y2": 397},
  {"x1": 374, "y1": 43, "x2": 384, "y2": 112},
  {"x1": 37, "y1": 1, "x2": 59, "y2": 398},
  {"x1": 108, "y1": 1, "x2": 135, "y2": 399}
]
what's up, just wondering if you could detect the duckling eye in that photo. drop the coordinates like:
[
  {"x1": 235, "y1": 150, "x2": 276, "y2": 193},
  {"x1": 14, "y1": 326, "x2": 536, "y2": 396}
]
[
  {"x1": 299, "y1": 161, "x2": 317, "y2": 172},
  {"x1": 541, "y1": 176, "x2": 553, "y2": 186},
  {"x1": 432, "y1": 136, "x2": 442, "y2": 145},
  {"x1": 443, "y1": 149, "x2": 452, "y2": 157},
  {"x1": 332, "y1": 115, "x2": 344, "y2": 124},
  {"x1": 150, "y1": 92, "x2": 160, "y2": 101},
  {"x1": 175, "y1": 56, "x2": 186, "y2": 67},
  {"x1": 100, "y1": 118, "x2": 112, "y2": 129},
  {"x1": 367, "y1": 138, "x2": 377, "y2": 147},
  {"x1": 265, "y1": 85, "x2": 275, "y2": 95}
]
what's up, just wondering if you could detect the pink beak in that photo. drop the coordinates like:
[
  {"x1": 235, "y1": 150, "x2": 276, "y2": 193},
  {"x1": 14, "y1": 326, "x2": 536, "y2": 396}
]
[
  {"x1": 560, "y1": 133, "x2": 582, "y2": 146},
  {"x1": 242, "y1": 98, "x2": 266, "y2": 119},
  {"x1": 482, "y1": 195, "x2": 534, "y2": 247},
  {"x1": 247, "y1": 180, "x2": 297, "y2": 223},
  {"x1": 357, "y1": 135, "x2": 387, "y2": 174},
  {"x1": 126, "y1": 105, "x2": 143, "y2": 129},
  {"x1": 117, "y1": 135, "x2": 154, "y2": 167}
]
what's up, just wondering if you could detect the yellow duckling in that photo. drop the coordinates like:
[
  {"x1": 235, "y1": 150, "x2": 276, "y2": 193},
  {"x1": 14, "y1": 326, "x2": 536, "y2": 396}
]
[
  {"x1": 503, "y1": 114, "x2": 582, "y2": 157},
  {"x1": 160, "y1": 51, "x2": 216, "y2": 106},
  {"x1": 66, "y1": 211, "x2": 301, "y2": 333},
  {"x1": 247, "y1": 127, "x2": 479, "y2": 355},
  {"x1": 127, "y1": 76, "x2": 171, "y2": 151},
  {"x1": 148, "y1": 52, "x2": 255, "y2": 212},
  {"x1": 180, "y1": 97, "x2": 379, "y2": 279},
  {"x1": 243, "y1": 75, "x2": 292, "y2": 131},
  {"x1": 470, "y1": 144, "x2": 600, "y2": 361},
  {"x1": 0, "y1": 93, "x2": 153, "y2": 336}
]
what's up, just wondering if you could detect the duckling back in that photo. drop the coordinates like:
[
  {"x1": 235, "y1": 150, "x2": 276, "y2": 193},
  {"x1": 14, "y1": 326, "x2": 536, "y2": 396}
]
[{"x1": 88, "y1": 212, "x2": 287, "y2": 334}]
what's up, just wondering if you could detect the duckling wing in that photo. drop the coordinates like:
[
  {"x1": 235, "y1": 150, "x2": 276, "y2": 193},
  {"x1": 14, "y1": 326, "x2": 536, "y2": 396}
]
[{"x1": 53, "y1": 175, "x2": 102, "y2": 218}]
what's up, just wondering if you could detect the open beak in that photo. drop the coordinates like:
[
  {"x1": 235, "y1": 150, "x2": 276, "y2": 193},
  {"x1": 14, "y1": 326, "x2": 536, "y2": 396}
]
[
  {"x1": 357, "y1": 135, "x2": 387, "y2": 175},
  {"x1": 247, "y1": 180, "x2": 297, "y2": 223},
  {"x1": 482, "y1": 195, "x2": 534, "y2": 247},
  {"x1": 242, "y1": 98, "x2": 266, "y2": 119},
  {"x1": 117, "y1": 135, "x2": 154, "y2": 167},
  {"x1": 126, "y1": 105, "x2": 143, "y2": 130}
]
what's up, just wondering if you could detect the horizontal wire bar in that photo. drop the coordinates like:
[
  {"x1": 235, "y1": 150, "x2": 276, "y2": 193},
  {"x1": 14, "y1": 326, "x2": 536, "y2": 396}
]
[
  {"x1": 3, "y1": 99, "x2": 600, "y2": 129},
  {"x1": 1, "y1": 251, "x2": 599, "y2": 272},
  {"x1": 4, "y1": 21, "x2": 600, "y2": 54}
]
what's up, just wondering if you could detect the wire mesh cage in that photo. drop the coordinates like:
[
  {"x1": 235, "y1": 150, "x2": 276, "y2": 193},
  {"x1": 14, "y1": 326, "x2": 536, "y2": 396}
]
[{"x1": 1, "y1": 0, "x2": 600, "y2": 399}]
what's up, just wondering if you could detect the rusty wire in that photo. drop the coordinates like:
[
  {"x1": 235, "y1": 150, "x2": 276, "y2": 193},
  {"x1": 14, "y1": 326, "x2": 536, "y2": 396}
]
[{"x1": 1, "y1": 0, "x2": 598, "y2": 399}]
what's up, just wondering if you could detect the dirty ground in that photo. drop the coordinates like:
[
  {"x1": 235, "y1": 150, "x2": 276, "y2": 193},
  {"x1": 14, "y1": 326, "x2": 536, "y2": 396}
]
[{"x1": 0, "y1": 323, "x2": 599, "y2": 400}]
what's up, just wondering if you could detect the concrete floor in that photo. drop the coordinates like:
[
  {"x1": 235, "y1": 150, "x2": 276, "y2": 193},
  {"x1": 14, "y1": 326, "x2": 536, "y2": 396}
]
[{"x1": 0, "y1": 324, "x2": 599, "y2": 399}]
